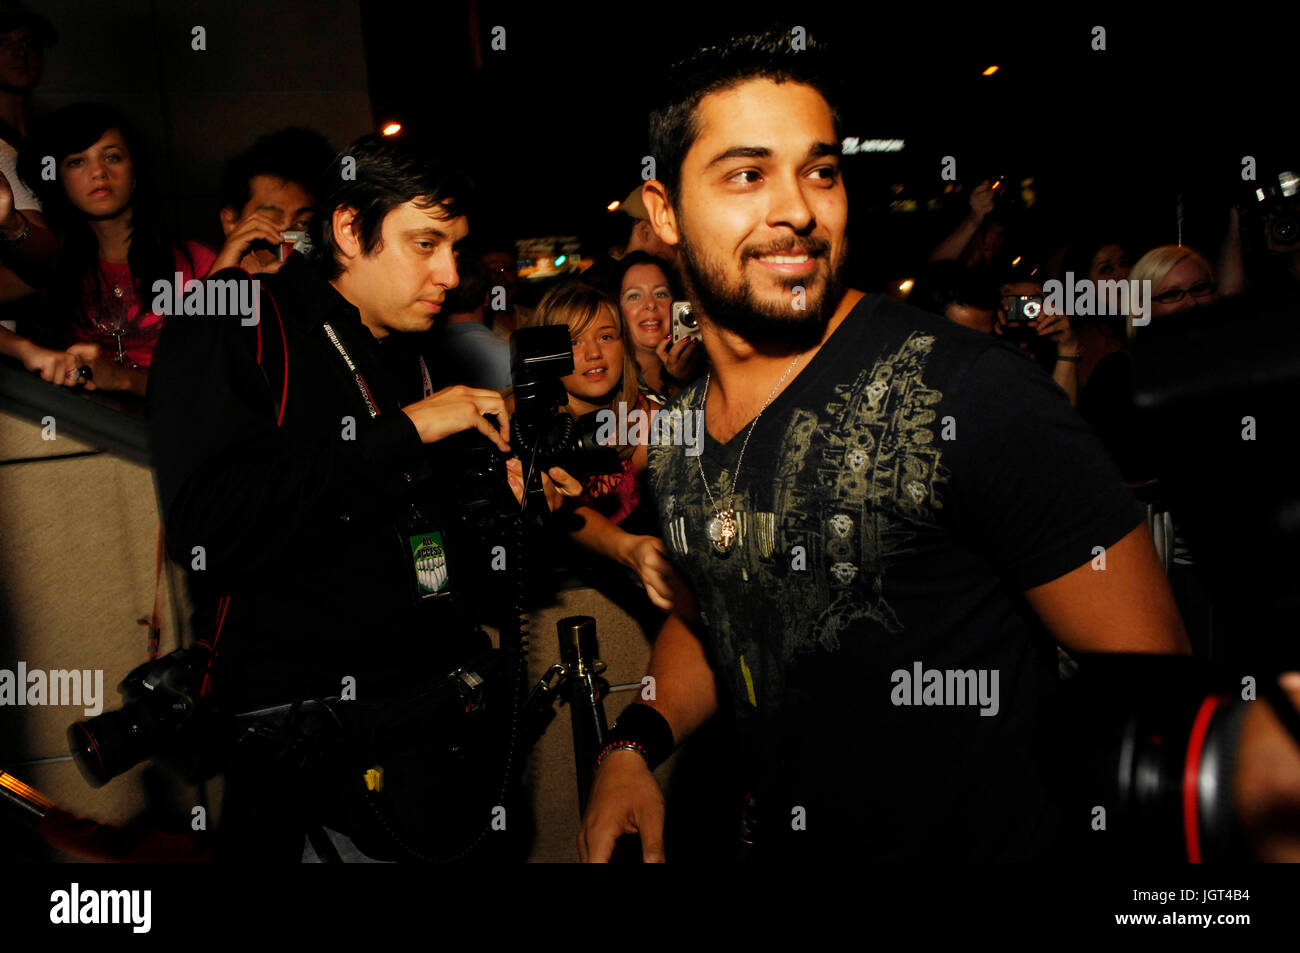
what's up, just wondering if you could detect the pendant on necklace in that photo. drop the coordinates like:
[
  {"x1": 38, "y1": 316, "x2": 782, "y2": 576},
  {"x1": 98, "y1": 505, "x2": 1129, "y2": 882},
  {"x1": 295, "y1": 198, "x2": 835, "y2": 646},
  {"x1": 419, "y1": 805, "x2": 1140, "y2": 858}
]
[{"x1": 707, "y1": 508, "x2": 738, "y2": 554}]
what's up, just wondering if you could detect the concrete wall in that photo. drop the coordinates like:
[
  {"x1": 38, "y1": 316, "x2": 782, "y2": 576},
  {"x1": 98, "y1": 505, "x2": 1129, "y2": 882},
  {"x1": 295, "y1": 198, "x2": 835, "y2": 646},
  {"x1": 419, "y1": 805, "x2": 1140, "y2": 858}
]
[{"x1": 0, "y1": 406, "x2": 197, "y2": 860}]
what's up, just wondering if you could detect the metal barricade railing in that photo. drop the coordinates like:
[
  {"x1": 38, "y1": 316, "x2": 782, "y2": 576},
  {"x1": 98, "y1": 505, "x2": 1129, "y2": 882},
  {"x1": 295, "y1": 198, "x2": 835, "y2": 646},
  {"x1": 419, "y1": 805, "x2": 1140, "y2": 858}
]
[{"x1": 1131, "y1": 480, "x2": 1175, "y2": 576}]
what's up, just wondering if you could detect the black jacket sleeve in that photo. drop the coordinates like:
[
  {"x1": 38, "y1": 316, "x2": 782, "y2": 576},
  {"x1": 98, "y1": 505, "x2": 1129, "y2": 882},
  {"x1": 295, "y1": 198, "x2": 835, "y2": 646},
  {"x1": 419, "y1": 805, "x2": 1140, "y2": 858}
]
[{"x1": 147, "y1": 280, "x2": 429, "y2": 583}]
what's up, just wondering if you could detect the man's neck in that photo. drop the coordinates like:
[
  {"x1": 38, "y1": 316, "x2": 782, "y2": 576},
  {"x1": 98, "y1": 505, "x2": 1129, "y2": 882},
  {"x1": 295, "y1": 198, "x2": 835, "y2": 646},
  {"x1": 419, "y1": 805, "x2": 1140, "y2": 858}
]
[
  {"x1": 0, "y1": 91, "x2": 28, "y2": 137},
  {"x1": 330, "y1": 272, "x2": 388, "y2": 339},
  {"x1": 703, "y1": 288, "x2": 863, "y2": 405},
  {"x1": 695, "y1": 288, "x2": 864, "y2": 445}
]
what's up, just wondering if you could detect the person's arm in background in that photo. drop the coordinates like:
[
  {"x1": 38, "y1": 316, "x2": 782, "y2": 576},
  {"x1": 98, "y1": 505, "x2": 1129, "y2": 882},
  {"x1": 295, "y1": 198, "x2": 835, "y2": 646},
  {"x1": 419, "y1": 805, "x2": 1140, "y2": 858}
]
[
  {"x1": 929, "y1": 179, "x2": 994, "y2": 263},
  {"x1": 0, "y1": 323, "x2": 82, "y2": 384},
  {"x1": 566, "y1": 503, "x2": 678, "y2": 610},
  {"x1": 577, "y1": 577, "x2": 719, "y2": 862},
  {"x1": 992, "y1": 299, "x2": 1081, "y2": 406},
  {"x1": 0, "y1": 166, "x2": 59, "y2": 291},
  {"x1": 61, "y1": 341, "x2": 149, "y2": 398},
  {"x1": 207, "y1": 210, "x2": 287, "y2": 277},
  {"x1": 1034, "y1": 302, "x2": 1081, "y2": 406},
  {"x1": 563, "y1": 441, "x2": 679, "y2": 610},
  {"x1": 1215, "y1": 205, "x2": 1247, "y2": 298}
]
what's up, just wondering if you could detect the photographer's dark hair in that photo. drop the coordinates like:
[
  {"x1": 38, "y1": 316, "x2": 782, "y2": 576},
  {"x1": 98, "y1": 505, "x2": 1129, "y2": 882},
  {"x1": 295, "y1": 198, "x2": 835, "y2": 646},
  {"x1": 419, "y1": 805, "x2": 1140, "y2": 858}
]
[
  {"x1": 614, "y1": 249, "x2": 682, "y2": 300},
  {"x1": 219, "y1": 126, "x2": 334, "y2": 213},
  {"x1": 307, "y1": 132, "x2": 475, "y2": 281},
  {"x1": 17, "y1": 101, "x2": 194, "y2": 333},
  {"x1": 647, "y1": 25, "x2": 845, "y2": 208}
]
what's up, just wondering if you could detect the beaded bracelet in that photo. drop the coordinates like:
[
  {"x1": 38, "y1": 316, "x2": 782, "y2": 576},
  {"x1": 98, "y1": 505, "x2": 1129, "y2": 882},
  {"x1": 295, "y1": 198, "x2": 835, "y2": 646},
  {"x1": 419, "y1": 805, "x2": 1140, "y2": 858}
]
[{"x1": 596, "y1": 740, "x2": 648, "y2": 767}]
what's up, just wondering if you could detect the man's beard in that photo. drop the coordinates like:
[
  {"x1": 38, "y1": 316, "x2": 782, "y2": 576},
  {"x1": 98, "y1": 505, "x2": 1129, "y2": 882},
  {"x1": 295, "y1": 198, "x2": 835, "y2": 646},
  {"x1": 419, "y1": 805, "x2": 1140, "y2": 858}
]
[{"x1": 676, "y1": 221, "x2": 847, "y2": 350}]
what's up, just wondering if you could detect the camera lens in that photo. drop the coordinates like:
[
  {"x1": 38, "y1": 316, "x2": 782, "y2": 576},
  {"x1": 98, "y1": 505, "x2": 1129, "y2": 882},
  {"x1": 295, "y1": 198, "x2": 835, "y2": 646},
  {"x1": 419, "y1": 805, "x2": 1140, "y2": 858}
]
[
  {"x1": 67, "y1": 706, "x2": 155, "y2": 788},
  {"x1": 680, "y1": 310, "x2": 699, "y2": 330},
  {"x1": 1023, "y1": 300, "x2": 1042, "y2": 320},
  {"x1": 1271, "y1": 216, "x2": 1299, "y2": 245}
]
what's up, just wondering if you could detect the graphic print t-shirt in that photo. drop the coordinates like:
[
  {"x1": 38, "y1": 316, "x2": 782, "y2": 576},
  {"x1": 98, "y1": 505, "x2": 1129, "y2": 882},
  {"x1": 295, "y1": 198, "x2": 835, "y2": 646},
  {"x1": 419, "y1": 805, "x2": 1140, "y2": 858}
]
[{"x1": 648, "y1": 293, "x2": 1147, "y2": 861}]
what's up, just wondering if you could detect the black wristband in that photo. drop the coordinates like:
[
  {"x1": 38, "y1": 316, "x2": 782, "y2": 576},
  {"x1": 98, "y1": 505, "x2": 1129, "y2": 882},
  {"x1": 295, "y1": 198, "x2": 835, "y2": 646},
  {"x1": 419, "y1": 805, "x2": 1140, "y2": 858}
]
[{"x1": 605, "y1": 703, "x2": 675, "y2": 771}]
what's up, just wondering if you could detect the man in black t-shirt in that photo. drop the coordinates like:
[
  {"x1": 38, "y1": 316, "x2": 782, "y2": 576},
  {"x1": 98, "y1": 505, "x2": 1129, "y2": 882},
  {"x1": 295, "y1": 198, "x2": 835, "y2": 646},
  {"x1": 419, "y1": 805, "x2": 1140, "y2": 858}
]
[{"x1": 577, "y1": 29, "x2": 1190, "y2": 863}]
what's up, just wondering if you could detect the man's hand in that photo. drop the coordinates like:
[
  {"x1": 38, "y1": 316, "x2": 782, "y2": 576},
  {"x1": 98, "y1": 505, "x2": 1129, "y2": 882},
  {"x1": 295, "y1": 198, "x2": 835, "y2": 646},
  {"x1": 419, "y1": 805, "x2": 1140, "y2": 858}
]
[
  {"x1": 402, "y1": 385, "x2": 512, "y2": 451},
  {"x1": 504, "y1": 459, "x2": 582, "y2": 509},
  {"x1": 1234, "y1": 673, "x2": 1300, "y2": 861},
  {"x1": 619, "y1": 534, "x2": 678, "y2": 611},
  {"x1": 1030, "y1": 302, "x2": 1079, "y2": 356},
  {"x1": 655, "y1": 333, "x2": 701, "y2": 384},
  {"x1": 577, "y1": 748, "x2": 666, "y2": 862},
  {"x1": 969, "y1": 179, "x2": 995, "y2": 222},
  {"x1": 209, "y1": 211, "x2": 287, "y2": 276}
]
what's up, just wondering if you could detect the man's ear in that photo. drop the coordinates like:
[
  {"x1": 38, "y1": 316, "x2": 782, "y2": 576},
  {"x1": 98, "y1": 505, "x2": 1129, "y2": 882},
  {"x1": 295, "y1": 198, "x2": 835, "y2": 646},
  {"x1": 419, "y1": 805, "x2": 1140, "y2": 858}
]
[
  {"x1": 641, "y1": 181, "x2": 679, "y2": 248},
  {"x1": 332, "y1": 206, "x2": 361, "y2": 260},
  {"x1": 218, "y1": 206, "x2": 239, "y2": 236}
]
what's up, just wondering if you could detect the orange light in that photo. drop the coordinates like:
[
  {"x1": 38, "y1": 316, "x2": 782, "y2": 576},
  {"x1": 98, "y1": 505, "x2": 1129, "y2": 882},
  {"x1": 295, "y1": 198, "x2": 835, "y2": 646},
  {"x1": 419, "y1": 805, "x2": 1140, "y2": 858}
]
[
  {"x1": 898, "y1": 279, "x2": 915, "y2": 295},
  {"x1": 607, "y1": 201, "x2": 620, "y2": 211},
  {"x1": 381, "y1": 122, "x2": 402, "y2": 136},
  {"x1": 982, "y1": 65, "x2": 999, "y2": 76}
]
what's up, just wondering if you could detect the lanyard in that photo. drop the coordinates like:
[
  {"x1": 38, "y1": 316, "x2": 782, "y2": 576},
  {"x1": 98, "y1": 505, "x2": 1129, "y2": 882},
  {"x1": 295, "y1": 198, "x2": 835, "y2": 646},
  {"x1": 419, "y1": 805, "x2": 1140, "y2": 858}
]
[
  {"x1": 321, "y1": 320, "x2": 380, "y2": 419},
  {"x1": 418, "y1": 354, "x2": 434, "y2": 398}
]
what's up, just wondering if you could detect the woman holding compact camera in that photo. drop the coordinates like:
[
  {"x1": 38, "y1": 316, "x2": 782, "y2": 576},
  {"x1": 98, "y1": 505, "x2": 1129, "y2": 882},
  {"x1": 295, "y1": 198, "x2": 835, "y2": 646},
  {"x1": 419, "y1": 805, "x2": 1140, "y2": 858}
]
[
  {"x1": 12, "y1": 102, "x2": 214, "y2": 395},
  {"x1": 615, "y1": 250, "x2": 703, "y2": 404},
  {"x1": 513, "y1": 279, "x2": 680, "y2": 612}
]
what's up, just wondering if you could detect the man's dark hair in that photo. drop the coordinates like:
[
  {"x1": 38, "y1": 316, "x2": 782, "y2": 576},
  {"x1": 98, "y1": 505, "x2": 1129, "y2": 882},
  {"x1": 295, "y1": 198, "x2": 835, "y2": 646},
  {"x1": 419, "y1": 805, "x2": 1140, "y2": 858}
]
[
  {"x1": 911, "y1": 261, "x2": 998, "y2": 317},
  {"x1": 306, "y1": 132, "x2": 475, "y2": 281},
  {"x1": 647, "y1": 25, "x2": 845, "y2": 208},
  {"x1": 219, "y1": 126, "x2": 334, "y2": 213}
]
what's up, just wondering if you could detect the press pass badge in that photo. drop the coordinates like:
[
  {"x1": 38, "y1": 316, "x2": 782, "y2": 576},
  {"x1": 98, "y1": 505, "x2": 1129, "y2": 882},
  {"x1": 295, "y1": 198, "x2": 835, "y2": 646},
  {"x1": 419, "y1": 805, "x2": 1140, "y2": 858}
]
[{"x1": 409, "y1": 530, "x2": 451, "y2": 599}]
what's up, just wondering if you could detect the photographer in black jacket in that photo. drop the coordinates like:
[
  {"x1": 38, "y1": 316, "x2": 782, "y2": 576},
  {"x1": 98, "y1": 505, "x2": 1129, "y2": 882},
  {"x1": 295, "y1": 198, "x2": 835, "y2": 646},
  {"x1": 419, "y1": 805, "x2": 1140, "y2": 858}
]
[{"x1": 149, "y1": 133, "x2": 577, "y2": 862}]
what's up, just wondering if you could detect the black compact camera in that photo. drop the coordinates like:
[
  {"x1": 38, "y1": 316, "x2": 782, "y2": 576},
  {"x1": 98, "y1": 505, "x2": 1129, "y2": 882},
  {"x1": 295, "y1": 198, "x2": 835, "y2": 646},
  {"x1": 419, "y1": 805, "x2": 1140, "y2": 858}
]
[
  {"x1": 1004, "y1": 293, "x2": 1043, "y2": 322},
  {"x1": 66, "y1": 645, "x2": 226, "y2": 788}
]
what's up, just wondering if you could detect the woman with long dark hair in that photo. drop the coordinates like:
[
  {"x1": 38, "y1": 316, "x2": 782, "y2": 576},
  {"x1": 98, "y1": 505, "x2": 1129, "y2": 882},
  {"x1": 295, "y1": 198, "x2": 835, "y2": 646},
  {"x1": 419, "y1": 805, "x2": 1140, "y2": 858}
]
[{"x1": 13, "y1": 102, "x2": 214, "y2": 395}]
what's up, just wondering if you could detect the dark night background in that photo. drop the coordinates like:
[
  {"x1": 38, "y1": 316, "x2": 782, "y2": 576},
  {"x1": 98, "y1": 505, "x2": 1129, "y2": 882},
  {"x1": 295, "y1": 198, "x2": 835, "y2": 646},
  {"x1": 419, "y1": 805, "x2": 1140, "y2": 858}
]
[{"x1": 357, "y1": 2, "x2": 1295, "y2": 291}]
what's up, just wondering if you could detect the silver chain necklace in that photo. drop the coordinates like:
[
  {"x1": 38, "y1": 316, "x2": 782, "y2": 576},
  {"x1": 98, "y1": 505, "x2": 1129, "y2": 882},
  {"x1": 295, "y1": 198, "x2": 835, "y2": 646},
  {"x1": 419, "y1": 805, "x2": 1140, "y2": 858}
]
[{"x1": 697, "y1": 351, "x2": 805, "y2": 554}]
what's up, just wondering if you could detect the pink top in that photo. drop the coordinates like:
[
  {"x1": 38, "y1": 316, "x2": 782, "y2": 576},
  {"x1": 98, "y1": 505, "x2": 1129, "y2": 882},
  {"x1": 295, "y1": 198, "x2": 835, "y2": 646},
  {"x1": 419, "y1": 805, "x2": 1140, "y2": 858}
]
[
  {"x1": 577, "y1": 394, "x2": 650, "y2": 525},
  {"x1": 69, "y1": 240, "x2": 217, "y2": 369}
]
